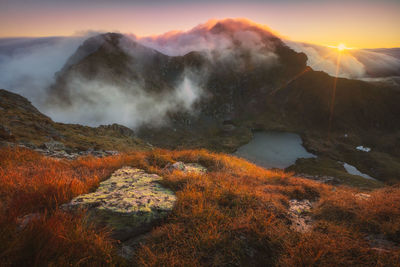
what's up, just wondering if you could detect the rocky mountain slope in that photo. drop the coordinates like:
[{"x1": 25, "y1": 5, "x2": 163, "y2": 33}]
[{"x1": 0, "y1": 89, "x2": 149, "y2": 152}]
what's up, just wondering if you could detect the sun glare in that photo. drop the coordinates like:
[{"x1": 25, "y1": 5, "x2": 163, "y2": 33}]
[
  {"x1": 337, "y1": 43, "x2": 347, "y2": 51},
  {"x1": 328, "y1": 43, "x2": 353, "y2": 52}
]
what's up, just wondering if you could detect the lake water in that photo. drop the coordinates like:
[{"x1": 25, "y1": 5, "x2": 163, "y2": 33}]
[{"x1": 234, "y1": 131, "x2": 316, "y2": 169}]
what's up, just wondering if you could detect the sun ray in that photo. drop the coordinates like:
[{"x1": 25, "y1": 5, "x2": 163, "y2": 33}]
[{"x1": 328, "y1": 49, "x2": 343, "y2": 136}]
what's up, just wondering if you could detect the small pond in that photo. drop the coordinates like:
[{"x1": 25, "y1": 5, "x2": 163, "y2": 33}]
[
  {"x1": 234, "y1": 131, "x2": 316, "y2": 169},
  {"x1": 342, "y1": 162, "x2": 376, "y2": 180}
]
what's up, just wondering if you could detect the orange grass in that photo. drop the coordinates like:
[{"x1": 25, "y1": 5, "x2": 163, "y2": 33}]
[{"x1": 0, "y1": 147, "x2": 399, "y2": 266}]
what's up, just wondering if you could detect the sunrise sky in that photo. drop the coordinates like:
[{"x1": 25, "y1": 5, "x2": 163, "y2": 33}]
[{"x1": 1, "y1": 0, "x2": 399, "y2": 49}]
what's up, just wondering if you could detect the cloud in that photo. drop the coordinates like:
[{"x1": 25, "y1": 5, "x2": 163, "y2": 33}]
[
  {"x1": 352, "y1": 49, "x2": 400, "y2": 77},
  {"x1": 0, "y1": 35, "x2": 88, "y2": 107},
  {"x1": 132, "y1": 18, "x2": 280, "y2": 69},
  {"x1": 43, "y1": 72, "x2": 204, "y2": 128},
  {"x1": 285, "y1": 41, "x2": 400, "y2": 79},
  {"x1": 0, "y1": 31, "x2": 208, "y2": 129}
]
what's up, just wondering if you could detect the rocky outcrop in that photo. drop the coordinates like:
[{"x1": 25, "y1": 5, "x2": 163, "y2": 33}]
[
  {"x1": 62, "y1": 167, "x2": 176, "y2": 241},
  {"x1": 97, "y1": 123, "x2": 135, "y2": 137}
]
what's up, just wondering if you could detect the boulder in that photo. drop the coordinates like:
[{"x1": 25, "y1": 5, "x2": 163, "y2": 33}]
[
  {"x1": 62, "y1": 166, "x2": 176, "y2": 241},
  {"x1": 16, "y1": 213, "x2": 42, "y2": 230},
  {"x1": 165, "y1": 161, "x2": 207, "y2": 174}
]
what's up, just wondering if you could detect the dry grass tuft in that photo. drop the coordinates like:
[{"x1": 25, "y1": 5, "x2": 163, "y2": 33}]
[{"x1": 0, "y1": 147, "x2": 399, "y2": 266}]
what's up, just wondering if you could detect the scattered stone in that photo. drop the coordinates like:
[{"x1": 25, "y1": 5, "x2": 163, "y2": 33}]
[
  {"x1": 31, "y1": 145, "x2": 119, "y2": 160},
  {"x1": 105, "y1": 150, "x2": 119, "y2": 155},
  {"x1": 287, "y1": 199, "x2": 313, "y2": 233},
  {"x1": 165, "y1": 161, "x2": 207, "y2": 174},
  {"x1": 62, "y1": 166, "x2": 176, "y2": 241},
  {"x1": 366, "y1": 234, "x2": 399, "y2": 252},
  {"x1": 118, "y1": 232, "x2": 151, "y2": 259},
  {"x1": 184, "y1": 163, "x2": 207, "y2": 173},
  {"x1": 16, "y1": 213, "x2": 42, "y2": 230},
  {"x1": 356, "y1": 146, "x2": 371, "y2": 152},
  {"x1": 40, "y1": 140, "x2": 66, "y2": 151},
  {"x1": 297, "y1": 173, "x2": 339, "y2": 184},
  {"x1": 120, "y1": 245, "x2": 135, "y2": 259},
  {"x1": 97, "y1": 123, "x2": 135, "y2": 137},
  {"x1": 354, "y1": 193, "x2": 371, "y2": 200},
  {"x1": 169, "y1": 161, "x2": 185, "y2": 171},
  {"x1": 0, "y1": 125, "x2": 15, "y2": 141},
  {"x1": 19, "y1": 141, "x2": 37, "y2": 149},
  {"x1": 222, "y1": 121, "x2": 236, "y2": 132}
]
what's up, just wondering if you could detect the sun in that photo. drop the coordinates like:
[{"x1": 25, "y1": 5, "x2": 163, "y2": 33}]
[
  {"x1": 328, "y1": 43, "x2": 354, "y2": 52},
  {"x1": 337, "y1": 43, "x2": 347, "y2": 51},
  {"x1": 327, "y1": 43, "x2": 353, "y2": 52}
]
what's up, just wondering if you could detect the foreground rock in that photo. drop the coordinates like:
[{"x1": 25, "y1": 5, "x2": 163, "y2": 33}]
[
  {"x1": 287, "y1": 199, "x2": 313, "y2": 233},
  {"x1": 62, "y1": 166, "x2": 176, "y2": 241}
]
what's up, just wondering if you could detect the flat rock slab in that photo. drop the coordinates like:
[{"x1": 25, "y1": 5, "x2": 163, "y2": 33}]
[{"x1": 62, "y1": 166, "x2": 176, "y2": 240}]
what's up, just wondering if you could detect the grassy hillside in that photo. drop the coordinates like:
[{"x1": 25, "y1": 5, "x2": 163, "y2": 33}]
[
  {"x1": 0, "y1": 89, "x2": 148, "y2": 151},
  {"x1": 1, "y1": 147, "x2": 399, "y2": 266}
]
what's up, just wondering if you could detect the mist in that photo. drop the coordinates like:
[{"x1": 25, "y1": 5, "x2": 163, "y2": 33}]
[
  {"x1": 44, "y1": 73, "x2": 204, "y2": 128},
  {"x1": 0, "y1": 31, "x2": 209, "y2": 129},
  {"x1": 0, "y1": 36, "x2": 88, "y2": 106}
]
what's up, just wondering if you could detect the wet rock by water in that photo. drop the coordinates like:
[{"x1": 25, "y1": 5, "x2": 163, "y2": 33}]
[{"x1": 62, "y1": 166, "x2": 176, "y2": 241}]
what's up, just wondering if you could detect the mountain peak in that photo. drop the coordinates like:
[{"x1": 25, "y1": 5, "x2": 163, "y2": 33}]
[{"x1": 203, "y1": 18, "x2": 277, "y2": 37}]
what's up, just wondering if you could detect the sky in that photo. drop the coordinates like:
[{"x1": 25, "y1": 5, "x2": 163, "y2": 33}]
[{"x1": 0, "y1": 0, "x2": 399, "y2": 49}]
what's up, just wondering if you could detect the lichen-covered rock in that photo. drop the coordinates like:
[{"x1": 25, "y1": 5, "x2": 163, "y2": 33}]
[
  {"x1": 166, "y1": 162, "x2": 207, "y2": 174},
  {"x1": 62, "y1": 166, "x2": 176, "y2": 240}
]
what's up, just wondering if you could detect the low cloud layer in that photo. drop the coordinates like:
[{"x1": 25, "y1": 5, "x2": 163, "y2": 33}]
[
  {"x1": 0, "y1": 36, "x2": 87, "y2": 106},
  {"x1": 44, "y1": 72, "x2": 204, "y2": 128},
  {"x1": 285, "y1": 41, "x2": 400, "y2": 79}
]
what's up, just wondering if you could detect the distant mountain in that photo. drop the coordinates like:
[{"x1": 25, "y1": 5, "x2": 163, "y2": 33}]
[{"x1": 48, "y1": 20, "x2": 400, "y2": 135}]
